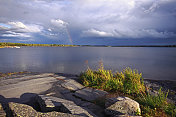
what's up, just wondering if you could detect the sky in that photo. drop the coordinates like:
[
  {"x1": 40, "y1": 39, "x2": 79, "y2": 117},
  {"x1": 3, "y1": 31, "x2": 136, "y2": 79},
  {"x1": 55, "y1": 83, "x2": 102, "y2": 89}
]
[{"x1": 0, "y1": 0, "x2": 176, "y2": 45}]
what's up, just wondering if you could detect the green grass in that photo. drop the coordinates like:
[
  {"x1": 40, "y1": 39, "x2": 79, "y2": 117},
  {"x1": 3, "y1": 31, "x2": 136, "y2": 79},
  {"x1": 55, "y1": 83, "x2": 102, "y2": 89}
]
[
  {"x1": 139, "y1": 88, "x2": 168, "y2": 109},
  {"x1": 164, "y1": 103, "x2": 176, "y2": 117},
  {"x1": 80, "y1": 64, "x2": 176, "y2": 117},
  {"x1": 136, "y1": 88, "x2": 176, "y2": 116},
  {"x1": 120, "y1": 67, "x2": 145, "y2": 94},
  {"x1": 80, "y1": 64, "x2": 145, "y2": 94}
]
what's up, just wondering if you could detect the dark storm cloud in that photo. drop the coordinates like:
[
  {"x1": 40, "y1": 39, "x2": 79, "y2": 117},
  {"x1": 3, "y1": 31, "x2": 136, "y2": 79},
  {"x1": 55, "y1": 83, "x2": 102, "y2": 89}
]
[{"x1": 0, "y1": 0, "x2": 176, "y2": 44}]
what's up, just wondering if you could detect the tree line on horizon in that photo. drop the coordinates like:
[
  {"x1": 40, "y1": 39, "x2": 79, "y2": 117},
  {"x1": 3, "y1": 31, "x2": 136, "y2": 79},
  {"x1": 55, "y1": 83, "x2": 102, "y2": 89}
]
[
  {"x1": 0, "y1": 42, "x2": 176, "y2": 47},
  {"x1": 0, "y1": 42, "x2": 75, "y2": 47}
]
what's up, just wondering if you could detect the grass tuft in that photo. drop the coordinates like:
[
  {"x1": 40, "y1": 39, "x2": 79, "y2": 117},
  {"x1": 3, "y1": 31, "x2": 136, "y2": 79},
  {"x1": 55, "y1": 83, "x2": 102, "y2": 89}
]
[
  {"x1": 120, "y1": 67, "x2": 145, "y2": 94},
  {"x1": 137, "y1": 88, "x2": 168, "y2": 108},
  {"x1": 80, "y1": 64, "x2": 145, "y2": 94},
  {"x1": 80, "y1": 63, "x2": 176, "y2": 117}
]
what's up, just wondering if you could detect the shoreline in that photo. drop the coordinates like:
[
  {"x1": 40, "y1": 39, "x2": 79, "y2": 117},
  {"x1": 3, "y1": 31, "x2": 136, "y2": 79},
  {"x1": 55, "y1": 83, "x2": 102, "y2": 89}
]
[
  {"x1": 1, "y1": 71, "x2": 175, "y2": 91},
  {"x1": 1, "y1": 45, "x2": 176, "y2": 48},
  {"x1": 1, "y1": 71, "x2": 175, "y2": 80},
  {"x1": 1, "y1": 72, "x2": 175, "y2": 102},
  {"x1": 1, "y1": 42, "x2": 176, "y2": 48},
  {"x1": 0, "y1": 71, "x2": 175, "y2": 116}
]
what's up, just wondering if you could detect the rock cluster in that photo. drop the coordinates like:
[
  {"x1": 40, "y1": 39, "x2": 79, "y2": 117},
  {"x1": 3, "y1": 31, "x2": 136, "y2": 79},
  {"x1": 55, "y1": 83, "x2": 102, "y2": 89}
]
[
  {"x1": 0, "y1": 73, "x2": 142, "y2": 117},
  {"x1": 9, "y1": 102, "x2": 82, "y2": 117},
  {"x1": 74, "y1": 88, "x2": 108, "y2": 101},
  {"x1": 36, "y1": 95, "x2": 96, "y2": 117}
]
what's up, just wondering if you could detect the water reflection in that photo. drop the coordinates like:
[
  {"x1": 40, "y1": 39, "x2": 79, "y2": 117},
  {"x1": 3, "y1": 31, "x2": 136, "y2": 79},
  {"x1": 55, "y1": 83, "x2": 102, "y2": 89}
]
[{"x1": 0, "y1": 47, "x2": 176, "y2": 80}]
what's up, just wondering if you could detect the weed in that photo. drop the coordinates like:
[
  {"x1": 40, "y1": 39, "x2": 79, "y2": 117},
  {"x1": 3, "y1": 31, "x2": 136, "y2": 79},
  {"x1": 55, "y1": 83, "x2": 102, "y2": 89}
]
[
  {"x1": 80, "y1": 64, "x2": 145, "y2": 94},
  {"x1": 137, "y1": 88, "x2": 176, "y2": 117},
  {"x1": 80, "y1": 63, "x2": 176, "y2": 117},
  {"x1": 139, "y1": 88, "x2": 168, "y2": 109},
  {"x1": 141, "y1": 105, "x2": 168, "y2": 117},
  {"x1": 164, "y1": 103, "x2": 176, "y2": 117},
  {"x1": 121, "y1": 67, "x2": 145, "y2": 94}
]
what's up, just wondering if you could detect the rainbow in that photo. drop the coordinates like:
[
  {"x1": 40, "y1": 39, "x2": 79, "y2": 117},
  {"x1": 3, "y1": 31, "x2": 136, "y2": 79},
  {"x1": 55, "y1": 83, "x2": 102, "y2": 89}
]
[{"x1": 65, "y1": 26, "x2": 73, "y2": 45}]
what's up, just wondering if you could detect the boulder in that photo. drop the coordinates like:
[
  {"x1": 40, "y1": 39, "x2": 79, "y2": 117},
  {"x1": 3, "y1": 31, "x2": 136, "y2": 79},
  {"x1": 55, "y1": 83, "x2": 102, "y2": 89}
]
[
  {"x1": 62, "y1": 93, "x2": 83, "y2": 105},
  {"x1": 9, "y1": 102, "x2": 38, "y2": 117},
  {"x1": 105, "y1": 97, "x2": 120, "y2": 108},
  {"x1": 61, "y1": 79, "x2": 84, "y2": 91},
  {"x1": 63, "y1": 93, "x2": 106, "y2": 117},
  {"x1": 8, "y1": 102, "x2": 81, "y2": 117},
  {"x1": 80, "y1": 102, "x2": 105, "y2": 117},
  {"x1": 105, "y1": 97, "x2": 141, "y2": 116},
  {"x1": 36, "y1": 95, "x2": 96, "y2": 117},
  {"x1": 0, "y1": 103, "x2": 6, "y2": 117},
  {"x1": 74, "y1": 88, "x2": 108, "y2": 101}
]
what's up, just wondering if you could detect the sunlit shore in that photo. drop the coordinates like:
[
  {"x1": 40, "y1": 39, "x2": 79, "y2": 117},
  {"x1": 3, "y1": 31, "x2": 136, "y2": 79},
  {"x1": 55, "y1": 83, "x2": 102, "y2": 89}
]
[
  {"x1": 0, "y1": 46, "x2": 20, "y2": 48},
  {"x1": 0, "y1": 42, "x2": 76, "y2": 47},
  {"x1": 0, "y1": 70, "x2": 176, "y2": 117},
  {"x1": 0, "y1": 42, "x2": 176, "y2": 48}
]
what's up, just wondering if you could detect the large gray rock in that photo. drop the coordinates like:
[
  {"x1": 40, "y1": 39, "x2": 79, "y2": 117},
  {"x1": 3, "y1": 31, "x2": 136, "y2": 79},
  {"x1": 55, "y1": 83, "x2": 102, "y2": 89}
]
[
  {"x1": 37, "y1": 95, "x2": 96, "y2": 117},
  {"x1": 0, "y1": 74, "x2": 58, "y2": 98},
  {"x1": 62, "y1": 93, "x2": 83, "y2": 105},
  {"x1": 74, "y1": 88, "x2": 108, "y2": 101},
  {"x1": 80, "y1": 102, "x2": 105, "y2": 117},
  {"x1": 61, "y1": 79, "x2": 84, "y2": 91},
  {"x1": 63, "y1": 93, "x2": 106, "y2": 117},
  {"x1": 9, "y1": 102, "x2": 38, "y2": 117},
  {"x1": 105, "y1": 97, "x2": 141, "y2": 116},
  {"x1": 8, "y1": 102, "x2": 81, "y2": 117},
  {"x1": 0, "y1": 103, "x2": 6, "y2": 117}
]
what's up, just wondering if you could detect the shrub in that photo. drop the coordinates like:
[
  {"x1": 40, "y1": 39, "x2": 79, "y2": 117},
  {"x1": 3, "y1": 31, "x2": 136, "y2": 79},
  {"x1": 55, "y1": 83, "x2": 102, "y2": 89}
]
[
  {"x1": 139, "y1": 88, "x2": 168, "y2": 109},
  {"x1": 120, "y1": 67, "x2": 145, "y2": 94},
  {"x1": 80, "y1": 64, "x2": 145, "y2": 94},
  {"x1": 80, "y1": 67, "x2": 119, "y2": 90},
  {"x1": 137, "y1": 88, "x2": 176, "y2": 117},
  {"x1": 140, "y1": 105, "x2": 168, "y2": 117},
  {"x1": 80, "y1": 64, "x2": 176, "y2": 117},
  {"x1": 164, "y1": 103, "x2": 176, "y2": 117}
]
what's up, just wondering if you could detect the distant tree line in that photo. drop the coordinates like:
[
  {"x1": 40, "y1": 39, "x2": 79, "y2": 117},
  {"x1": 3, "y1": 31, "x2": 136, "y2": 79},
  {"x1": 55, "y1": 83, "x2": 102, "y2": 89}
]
[
  {"x1": 0, "y1": 42, "x2": 75, "y2": 47},
  {"x1": 0, "y1": 42, "x2": 176, "y2": 47}
]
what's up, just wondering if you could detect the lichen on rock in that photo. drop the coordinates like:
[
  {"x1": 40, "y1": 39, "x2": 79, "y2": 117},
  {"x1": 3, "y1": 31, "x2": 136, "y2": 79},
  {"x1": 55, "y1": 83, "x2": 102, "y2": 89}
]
[
  {"x1": 8, "y1": 102, "x2": 82, "y2": 117},
  {"x1": 105, "y1": 97, "x2": 141, "y2": 116}
]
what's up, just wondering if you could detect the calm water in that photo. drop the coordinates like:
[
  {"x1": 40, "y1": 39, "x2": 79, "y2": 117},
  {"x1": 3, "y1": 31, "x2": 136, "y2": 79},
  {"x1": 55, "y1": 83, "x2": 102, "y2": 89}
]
[{"x1": 0, "y1": 47, "x2": 176, "y2": 80}]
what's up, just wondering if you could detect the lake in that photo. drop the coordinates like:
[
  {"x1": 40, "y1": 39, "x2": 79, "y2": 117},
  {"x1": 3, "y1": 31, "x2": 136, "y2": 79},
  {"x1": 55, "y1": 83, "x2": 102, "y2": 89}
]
[{"x1": 0, "y1": 47, "x2": 176, "y2": 80}]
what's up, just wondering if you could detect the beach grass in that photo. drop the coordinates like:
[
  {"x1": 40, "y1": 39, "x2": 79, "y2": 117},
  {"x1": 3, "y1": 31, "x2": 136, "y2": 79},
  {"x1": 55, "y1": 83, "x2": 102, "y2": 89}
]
[
  {"x1": 80, "y1": 63, "x2": 145, "y2": 94},
  {"x1": 80, "y1": 63, "x2": 176, "y2": 117}
]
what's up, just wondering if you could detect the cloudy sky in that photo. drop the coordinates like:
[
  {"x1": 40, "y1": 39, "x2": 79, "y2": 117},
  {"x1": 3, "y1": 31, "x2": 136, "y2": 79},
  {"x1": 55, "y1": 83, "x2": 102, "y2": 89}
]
[{"x1": 0, "y1": 0, "x2": 176, "y2": 45}]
